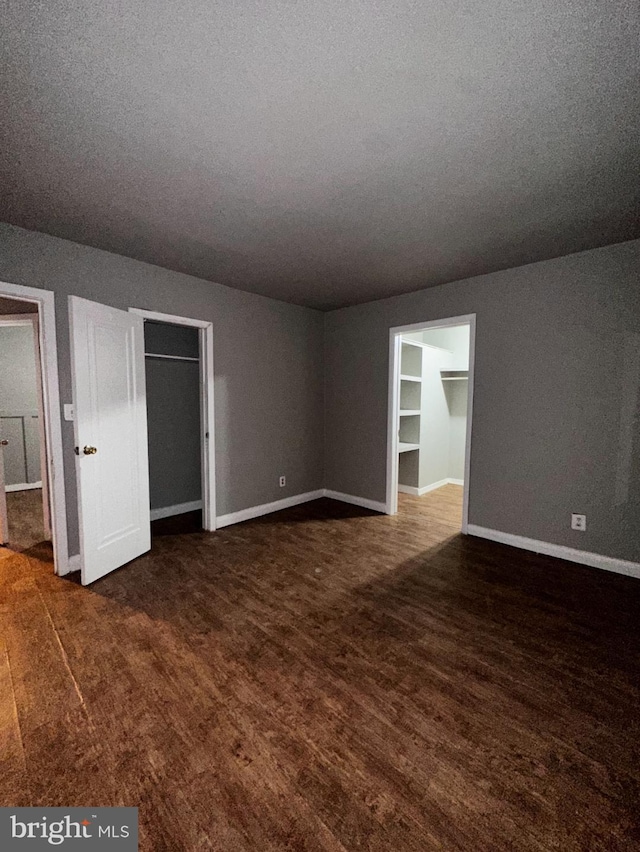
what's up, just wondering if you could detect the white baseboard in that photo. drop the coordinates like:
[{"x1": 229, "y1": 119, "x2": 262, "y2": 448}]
[
  {"x1": 397, "y1": 484, "x2": 420, "y2": 495},
  {"x1": 467, "y1": 524, "x2": 640, "y2": 580},
  {"x1": 6, "y1": 481, "x2": 42, "y2": 493},
  {"x1": 150, "y1": 500, "x2": 202, "y2": 521},
  {"x1": 322, "y1": 489, "x2": 387, "y2": 513},
  {"x1": 398, "y1": 478, "x2": 463, "y2": 496},
  {"x1": 217, "y1": 488, "x2": 387, "y2": 529},
  {"x1": 216, "y1": 490, "x2": 324, "y2": 528}
]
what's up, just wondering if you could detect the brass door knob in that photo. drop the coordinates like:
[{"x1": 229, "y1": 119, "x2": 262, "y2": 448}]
[
  {"x1": 0, "y1": 439, "x2": 8, "y2": 446},
  {"x1": 83, "y1": 446, "x2": 97, "y2": 455}
]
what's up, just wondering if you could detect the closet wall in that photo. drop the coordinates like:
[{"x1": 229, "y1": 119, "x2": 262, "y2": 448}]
[
  {"x1": 424, "y1": 325, "x2": 469, "y2": 486},
  {"x1": 144, "y1": 321, "x2": 202, "y2": 517},
  {"x1": 446, "y1": 381, "x2": 467, "y2": 482},
  {"x1": 0, "y1": 323, "x2": 42, "y2": 489}
]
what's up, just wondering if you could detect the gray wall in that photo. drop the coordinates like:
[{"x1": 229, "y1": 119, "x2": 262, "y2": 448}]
[
  {"x1": 324, "y1": 239, "x2": 640, "y2": 563},
  {"x1": 0, "y1": 223, "x2": 324, "y2": 554},
  {"x1": 144, "y1": 322, "x2": 202, "y2": 512}
]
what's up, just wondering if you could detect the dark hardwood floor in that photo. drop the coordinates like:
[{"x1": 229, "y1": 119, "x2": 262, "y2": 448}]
[{"x1": 1, "y1": 488, "x2": 639, "y2": 851}]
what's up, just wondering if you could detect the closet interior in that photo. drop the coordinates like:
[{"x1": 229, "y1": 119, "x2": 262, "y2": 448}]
[
  {"x1": 144, "y1": 320, "x2": 203, "y2": 524},
  {"x1": 397, "y1": 324, "x2": 470, "y2": 501}
]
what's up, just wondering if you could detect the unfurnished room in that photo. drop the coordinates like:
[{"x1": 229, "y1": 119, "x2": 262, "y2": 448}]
[{"x1": 1, "y1": 2, "x2": 639, "y2": 850}]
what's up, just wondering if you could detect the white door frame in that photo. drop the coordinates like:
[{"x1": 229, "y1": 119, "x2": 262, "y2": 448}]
[
  {"x1": 129, "y1": 308, "x2": 216, "y2": 531},
  {"x1": 0, "y1": 281, "x2": 70, "y2": 572},
  {"x1": 386, "y1": 314, "x2": 476, "y2": 532}
]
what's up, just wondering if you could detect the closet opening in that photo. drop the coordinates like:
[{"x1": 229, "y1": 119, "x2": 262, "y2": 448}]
[
  {"x1": 386, "y1": 315, "x2": 476, "y2": 533},
  {"x1": 0, "y1": 298, "x2": 51, "y2": 556},
  {"x1": 130, "y1": 309, "x2": 216, "y2": 540}
]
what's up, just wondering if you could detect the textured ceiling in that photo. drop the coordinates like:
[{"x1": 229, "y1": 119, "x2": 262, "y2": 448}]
[{"x1": 2, "y1": 1, "x2": 639, "y2": 310}]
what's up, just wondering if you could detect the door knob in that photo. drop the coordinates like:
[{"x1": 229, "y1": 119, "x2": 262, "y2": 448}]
[
  {"x1": 0, "y1": 439, "x2": 8, "y2": 446},
  {"x1": 83, "y1": 446, "x2": 97, "y2": 455}
]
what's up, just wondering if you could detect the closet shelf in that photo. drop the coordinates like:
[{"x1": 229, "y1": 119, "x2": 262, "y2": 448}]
[
  {"x1": 399, "y1": 410, "x2": 420, "y2": 416},
  {"x1": 440, "y1": 369, "x2": 468, "y2": 382},
  {"x1": 400, "y1": 374, "x2": 422, "y2": 382},
  {"x1": 145, "y1": 352, "x2": 199, "y2": 362},
  {"x1": 398, "y1": 442, "x2": 420, "y2": 453}
]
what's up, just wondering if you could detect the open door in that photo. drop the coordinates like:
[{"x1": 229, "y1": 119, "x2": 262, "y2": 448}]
[{"x1": 69, "y1": 296, "x2": 151, "y2": 584}]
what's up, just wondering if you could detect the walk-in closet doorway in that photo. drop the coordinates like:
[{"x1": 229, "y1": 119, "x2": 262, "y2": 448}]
[{"x1": 386, "y1": 315, "x2": 476, "y2": 532}]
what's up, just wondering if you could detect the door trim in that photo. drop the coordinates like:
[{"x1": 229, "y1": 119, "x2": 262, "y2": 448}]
[
  {"x1": 386, "y1": 314, "x2": 476, "y2": 533},
  {"x1": 0, "y1": 281, "x2": 70, "y2": 573},
  {"x1": 129, "y1": 308, "x2": 216, "y2": 532}
]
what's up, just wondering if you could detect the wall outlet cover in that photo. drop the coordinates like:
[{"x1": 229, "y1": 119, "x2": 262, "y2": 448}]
[
  {"x1": 571, "y1": 513, "x2": 587, "y2": 531},
  {"x1": 279, "y1": 475, "x2": 286, "y2": 487}
]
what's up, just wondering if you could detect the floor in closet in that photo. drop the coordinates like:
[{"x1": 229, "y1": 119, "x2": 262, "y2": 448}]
[
  {"x1": 397, "y1": 483, "x2": 463, "y2": 528},
  {"x1": 2, "y1": 487, "x2": 46, "y2": 553}
]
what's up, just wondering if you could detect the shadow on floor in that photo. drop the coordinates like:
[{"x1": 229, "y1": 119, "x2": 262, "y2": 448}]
[
  {"x1": 249, "y1": 498, "x2": 381, "y2": 525},
  {"x1": 151, "y1": 510, "x2": 204, "y2": 537}
]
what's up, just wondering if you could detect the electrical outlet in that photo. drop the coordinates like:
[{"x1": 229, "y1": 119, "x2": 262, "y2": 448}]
[
  {"x1": 571, "y1": 513, "x2": 586, "y2": 531},
  {"x1": 279, "y1": 475, "x2": 286, "y2": 487}
]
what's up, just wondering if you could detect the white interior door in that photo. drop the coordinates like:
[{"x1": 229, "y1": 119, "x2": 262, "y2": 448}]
[
  {"x1": 69, "y1": 296, "x2": 151, "y2": 584},
  {"x1": 0, "y1": 422, "x2": 8, "y2": 544}
]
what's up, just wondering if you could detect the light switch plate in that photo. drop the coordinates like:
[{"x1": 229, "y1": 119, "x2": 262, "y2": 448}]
[{"x1": 64, "y1": 404, "x2": 74, "y2": 421}]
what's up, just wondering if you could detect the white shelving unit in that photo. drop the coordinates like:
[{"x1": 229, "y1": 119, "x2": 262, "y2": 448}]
[{"x1": 397, "y1": 341, "x2": 423, "y2": 494}]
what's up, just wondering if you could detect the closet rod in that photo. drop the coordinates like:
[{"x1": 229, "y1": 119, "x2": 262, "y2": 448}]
[{"x1": 144, "y1": 352, "x2": 199, "y2": 362}]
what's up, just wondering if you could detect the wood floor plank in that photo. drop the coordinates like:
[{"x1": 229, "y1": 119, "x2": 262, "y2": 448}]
[
  {"x1": 0, "y1": 486, "x2": 638, "y2": 850},
  {"x1": 0, "y1": 638, "x2": 29, "y2": 806}
]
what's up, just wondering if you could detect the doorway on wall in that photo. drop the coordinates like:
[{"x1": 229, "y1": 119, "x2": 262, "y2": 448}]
[
  {"x1": 129, "y1": 309, "x2": 215, "y2": 544},
  {"x1": 387, "y1": 315, "x2": 476, "y2": 533},
  {"x1": 0, "y1": 282, "x2": 68, "y2": 575},
  {"x1": 0, "y1": 300, "x2": 51, "y2": 556},
  {"x1": 69, "y1": 299, "x2": 215, "y2": 584},
  {"x1": 142, "y1": 317, "x2": 207, "y2": 536}
]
